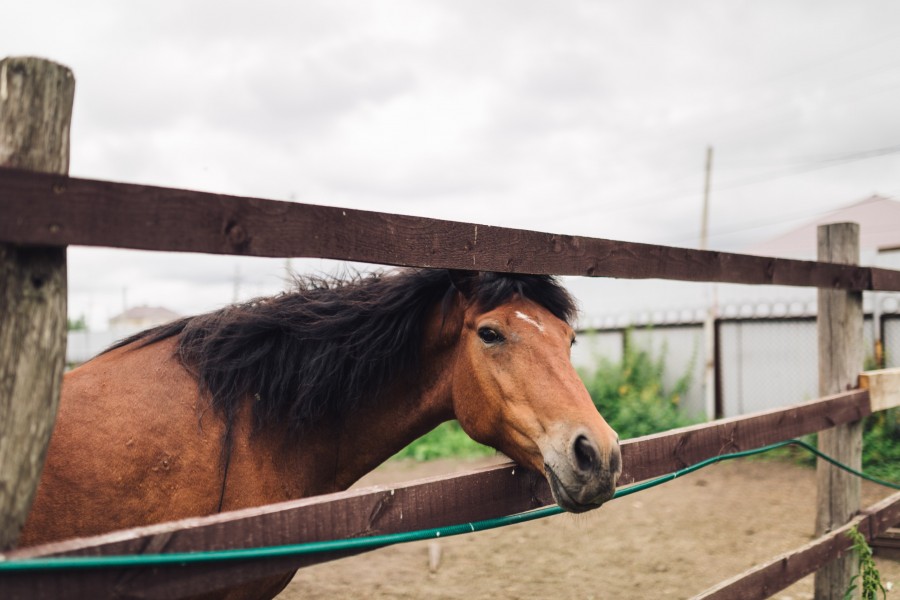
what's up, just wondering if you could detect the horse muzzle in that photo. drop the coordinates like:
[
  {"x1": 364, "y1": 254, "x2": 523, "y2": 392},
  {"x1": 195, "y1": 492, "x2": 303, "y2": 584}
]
[{"x1": 543, "y1": 432, "x2": 622, "y2": 513}]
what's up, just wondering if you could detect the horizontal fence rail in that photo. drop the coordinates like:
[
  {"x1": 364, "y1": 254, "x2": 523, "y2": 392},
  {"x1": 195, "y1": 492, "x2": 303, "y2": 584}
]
[
  {"x1": 3, "y1": 168, "x2": 900, "y2": 290},
  {"x1": 695, "y1": 491, "x2": 900, "y2": 600},
  {"x1": 0, "y1": 387, "x2": 882, "y2": 599}
]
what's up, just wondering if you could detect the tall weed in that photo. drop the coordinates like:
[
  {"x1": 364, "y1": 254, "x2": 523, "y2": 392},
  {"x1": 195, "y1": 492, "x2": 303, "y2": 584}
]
[
  {"x1": 862, "y1": 408, "x2": 900, "y2": 481},
  {"x1": 579, "y1": 330, "x2": 696, "y2": 438}
]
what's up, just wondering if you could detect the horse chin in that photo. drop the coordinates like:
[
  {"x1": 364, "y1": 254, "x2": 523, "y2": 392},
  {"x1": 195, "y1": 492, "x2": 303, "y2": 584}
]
[{"x1": 544, "y1": 464, "x2": 613, "y2": 514}]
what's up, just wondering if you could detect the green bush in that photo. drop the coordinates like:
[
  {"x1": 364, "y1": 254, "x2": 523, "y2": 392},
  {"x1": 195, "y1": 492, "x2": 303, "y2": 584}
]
[
  {"x1": 67, "y1": 315, "x2": 88, "y2": 331},
  {"x1": 392, "y1": 420, "x2": 494, "y2": 461},
  {"x1": 579, "y1": 330, "x2": 696, "y2": 439},
  {"x1": 862, "y1": 408, "x2": 900, "y2": 481}
]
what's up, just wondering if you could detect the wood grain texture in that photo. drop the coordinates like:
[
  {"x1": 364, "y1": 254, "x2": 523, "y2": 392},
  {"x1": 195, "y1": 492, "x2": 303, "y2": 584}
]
[
  {"x1": 0, "y1": 57, "x2": 74, "y2": 551},
  {"x1": 870, "y1": 527, "x2": 900, "y2": 560},
  {"x1": 814, "y1": 223, "x2": 864, "y2": 599},
  {"x1": 1, "y1": 168, "x2": 898, "y2": 290},
  {"x1": 0, "y1": 390, "x2": 870, "y2": 599},
  {"x1": 2, "y1": 463, "x2": 554, "y2": 599},
  {"x1": 694, "y1": 491, "x2": 900, "y2": 600},
  {"x1": 618, "y1": 390, "x2": 871, "y2": 486},
  {"x1": 859, "y1": 368, "x2": 900, "y2": 412}
]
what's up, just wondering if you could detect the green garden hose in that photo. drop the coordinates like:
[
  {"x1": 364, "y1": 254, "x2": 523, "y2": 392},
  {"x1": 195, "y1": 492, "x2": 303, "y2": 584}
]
[{"x1": 0, "y1": 438, "x2": 896, "y2": 572}]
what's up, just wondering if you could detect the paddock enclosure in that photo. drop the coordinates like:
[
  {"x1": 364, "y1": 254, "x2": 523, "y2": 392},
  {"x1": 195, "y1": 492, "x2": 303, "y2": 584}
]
[{"x1": 1, "y1": 56, "x2": 900, "y2": 599}]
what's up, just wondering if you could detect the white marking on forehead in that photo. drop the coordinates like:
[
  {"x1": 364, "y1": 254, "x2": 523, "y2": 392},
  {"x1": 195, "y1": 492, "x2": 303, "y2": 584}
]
[{"x1": 515, "y1": 311, "x2": 545, "y2": 333}]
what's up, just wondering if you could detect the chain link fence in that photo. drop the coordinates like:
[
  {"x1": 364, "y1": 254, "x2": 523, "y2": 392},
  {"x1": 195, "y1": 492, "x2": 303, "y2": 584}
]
[
  {"x1": 574, "y1": 325, "x2": 707, "y2": 419},
  {"x1": 884, "y1": 315, "x2": 900, "y2": 368}
]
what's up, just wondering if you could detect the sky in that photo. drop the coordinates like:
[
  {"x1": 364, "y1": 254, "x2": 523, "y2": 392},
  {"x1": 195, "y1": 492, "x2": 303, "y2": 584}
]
[{"x1": 5, "y1": 1, "x2": 900, "y2": 329}]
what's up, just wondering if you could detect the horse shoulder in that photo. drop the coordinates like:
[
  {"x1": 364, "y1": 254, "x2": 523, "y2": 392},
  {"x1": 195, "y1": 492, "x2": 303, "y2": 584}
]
[{"x1": 21, "y1": 338, "x2": 225, "y2": 545}]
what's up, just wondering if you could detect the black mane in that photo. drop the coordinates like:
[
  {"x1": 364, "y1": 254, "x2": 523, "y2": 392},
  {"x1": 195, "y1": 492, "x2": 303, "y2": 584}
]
[{"x1": 108, "y1": 269, "x2": 577, "y2": 433}]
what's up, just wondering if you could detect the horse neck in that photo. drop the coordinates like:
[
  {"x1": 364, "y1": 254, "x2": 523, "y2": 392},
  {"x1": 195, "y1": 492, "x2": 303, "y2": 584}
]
[{"x1": 324, "y1": 298, "x2": 463, "y2": 491}]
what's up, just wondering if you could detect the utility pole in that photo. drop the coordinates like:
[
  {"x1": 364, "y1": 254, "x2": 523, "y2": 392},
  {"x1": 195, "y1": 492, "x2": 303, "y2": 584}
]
[
  {"x1": 700, "y1": 146, "x2": 717, "y2": 420},
  {"x1": 284, "y1": 258, "x2": 294, "y2": 292},
  {"x1": 232, "y1": 263, "x2": 241, "y2": 304},
  {"x1": 700, "y1": 146, "x2": 713, "y2": 251}
]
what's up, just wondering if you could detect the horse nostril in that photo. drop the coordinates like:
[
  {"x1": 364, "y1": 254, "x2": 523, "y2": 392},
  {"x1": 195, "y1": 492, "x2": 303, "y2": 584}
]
[
  {"x1": 573, "y1": 434, "x2": 600, "y2": 474},
  {"x1": 610, "y1": 443, "x2": 622, "y2": 476}
]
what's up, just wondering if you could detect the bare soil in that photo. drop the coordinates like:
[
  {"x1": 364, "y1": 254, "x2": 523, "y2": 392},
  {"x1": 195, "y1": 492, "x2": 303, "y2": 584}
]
[{"x1": 283, "y1": 456, "x2": 899, "y2": 599}]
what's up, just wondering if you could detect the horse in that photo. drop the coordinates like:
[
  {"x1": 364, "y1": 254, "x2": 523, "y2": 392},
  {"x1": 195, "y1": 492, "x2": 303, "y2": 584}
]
[{"x1": 20, "y1": 268, "x2": 621, "y2": 599}]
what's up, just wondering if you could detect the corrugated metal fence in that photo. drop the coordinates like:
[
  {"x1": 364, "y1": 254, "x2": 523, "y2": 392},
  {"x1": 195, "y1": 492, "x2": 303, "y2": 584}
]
[{"x1": 573, "y1": 311, "x2": 898, "y2": 419}]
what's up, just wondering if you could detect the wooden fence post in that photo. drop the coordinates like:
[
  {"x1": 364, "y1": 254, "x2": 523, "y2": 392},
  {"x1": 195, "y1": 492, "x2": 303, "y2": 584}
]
[
  {"x1": 814, "y1": 222, "x2": 863, "y2": 599},
  {"x1": 0, "y1": 56, "x2": 74, "y2": 550}
]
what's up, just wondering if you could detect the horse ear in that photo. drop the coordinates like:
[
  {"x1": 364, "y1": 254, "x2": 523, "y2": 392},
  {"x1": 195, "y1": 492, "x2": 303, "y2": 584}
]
[{"x1": 447, "y1": 269, "x2": 479, "y2": 299}]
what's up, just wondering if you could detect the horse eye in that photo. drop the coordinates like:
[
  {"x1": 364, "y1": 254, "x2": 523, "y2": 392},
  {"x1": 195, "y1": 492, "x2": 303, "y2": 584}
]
[{"x1": 477, "y1": 327, "x2": 503, "y2": 345}]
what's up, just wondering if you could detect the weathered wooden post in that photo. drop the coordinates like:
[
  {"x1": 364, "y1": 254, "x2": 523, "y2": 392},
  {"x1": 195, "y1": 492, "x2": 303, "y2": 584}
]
[
  {"x1": 814, "y1": 222, "x2": 864, "y2": 599},
  {"x1": 0, "y1": 56, "x2": 74, "y2": 550}
]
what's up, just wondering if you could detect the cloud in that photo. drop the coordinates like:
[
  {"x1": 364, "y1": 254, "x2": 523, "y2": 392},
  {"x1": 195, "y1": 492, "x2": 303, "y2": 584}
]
[{"x1": 5, "y1": 0, "x2": 900, "y2": 324}]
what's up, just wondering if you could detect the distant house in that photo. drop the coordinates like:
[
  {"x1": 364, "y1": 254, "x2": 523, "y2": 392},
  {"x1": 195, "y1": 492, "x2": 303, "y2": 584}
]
[
  {"x1": 68, "y1": 306, "x2": 182, "y2": 366},
  {"x1": 108, "y1": 306, "x2": 181, "y2": 331},
  {"x1": 745, "y1": 195, "x2": 900, "y2": 262}
]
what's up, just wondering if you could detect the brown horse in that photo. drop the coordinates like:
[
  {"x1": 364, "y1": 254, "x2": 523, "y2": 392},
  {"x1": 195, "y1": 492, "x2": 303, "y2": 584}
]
[{"x1": 20, "y1": 269, "x2": 621, "y2": 599}]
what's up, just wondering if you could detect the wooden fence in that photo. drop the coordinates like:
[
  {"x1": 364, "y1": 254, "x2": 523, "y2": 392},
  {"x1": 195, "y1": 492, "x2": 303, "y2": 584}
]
[
  {"x1": 1, "y1": 57, "x2": 899, "y2": 599},
  {"x1": 1, "y1": 384, "x2": 898, "y2": 599}
]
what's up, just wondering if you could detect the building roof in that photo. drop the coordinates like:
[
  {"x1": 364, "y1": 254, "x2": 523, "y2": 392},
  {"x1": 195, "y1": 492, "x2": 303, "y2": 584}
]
[
  {"x1": 109, "y1": 306, "x2": 181, "y2": 324},
  {"x1": 745, "y1": 195, "x2": 900, "y2": 259}
]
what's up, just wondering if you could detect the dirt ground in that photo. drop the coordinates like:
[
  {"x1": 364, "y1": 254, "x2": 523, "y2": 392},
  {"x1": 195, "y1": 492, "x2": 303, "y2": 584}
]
[{"x1": 283, "y1": 456, "x2": 898, "y2": 599}]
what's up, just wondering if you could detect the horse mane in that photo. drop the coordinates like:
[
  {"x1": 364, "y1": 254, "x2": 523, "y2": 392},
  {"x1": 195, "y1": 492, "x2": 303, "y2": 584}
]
[{"x1": 107, "y1": 269, "x2": 577, "y2": 434}]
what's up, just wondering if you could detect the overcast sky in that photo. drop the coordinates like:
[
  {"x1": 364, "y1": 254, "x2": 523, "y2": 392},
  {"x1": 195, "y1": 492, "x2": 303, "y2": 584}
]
[{"x1": 5, "y1": 1, "x2": 900, "y2": 328}]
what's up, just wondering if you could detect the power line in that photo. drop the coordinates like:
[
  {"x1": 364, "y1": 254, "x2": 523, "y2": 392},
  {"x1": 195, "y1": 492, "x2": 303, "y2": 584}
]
[
  {"x1": 663, "y1": 187, "x2": 900, "y2": 248},
  {"x1": 540, "y1": 148, "x2": 900, "y2": 251},
  {"x1": 662, "y1": 206, "x2": 831, "y2": 247},
  {"x1": 711, "y1": 143, "x2": 900, "y2": 193},
  {"x1": 731, "y1": 30, "x2": 900, "y2": 94},
  {"x1": 545, "y1": 141, "x2": 900, "y2": 225}
]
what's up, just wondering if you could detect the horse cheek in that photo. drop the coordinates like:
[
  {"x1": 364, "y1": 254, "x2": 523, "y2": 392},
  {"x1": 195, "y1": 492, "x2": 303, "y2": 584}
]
[{"x1": 450, "y1": 359, "x2": 499, "y2": 448}]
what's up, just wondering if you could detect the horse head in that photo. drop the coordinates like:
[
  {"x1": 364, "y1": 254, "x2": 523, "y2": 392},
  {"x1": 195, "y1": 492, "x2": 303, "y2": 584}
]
[{"x1": 447, "y1": 271, "x2": 621, "y2": 513}]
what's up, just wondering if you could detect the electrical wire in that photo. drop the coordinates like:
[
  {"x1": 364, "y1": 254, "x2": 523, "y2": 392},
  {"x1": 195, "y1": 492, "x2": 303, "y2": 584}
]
[
  {"x1": 710, "y1": 144, "x2": 900, "y2": 194},
  {"x1": 541, "y1": 141, "x2": 900, "y2": 232}
]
